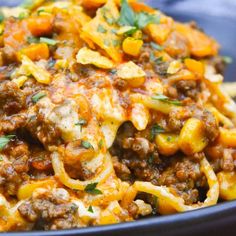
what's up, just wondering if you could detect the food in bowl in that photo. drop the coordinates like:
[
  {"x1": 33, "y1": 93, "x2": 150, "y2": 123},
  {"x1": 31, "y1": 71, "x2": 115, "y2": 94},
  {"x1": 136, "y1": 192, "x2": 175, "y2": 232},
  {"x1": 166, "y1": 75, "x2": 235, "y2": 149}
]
[{"x1": 0, "y1": 0, "x2": 235, "y2": 232}]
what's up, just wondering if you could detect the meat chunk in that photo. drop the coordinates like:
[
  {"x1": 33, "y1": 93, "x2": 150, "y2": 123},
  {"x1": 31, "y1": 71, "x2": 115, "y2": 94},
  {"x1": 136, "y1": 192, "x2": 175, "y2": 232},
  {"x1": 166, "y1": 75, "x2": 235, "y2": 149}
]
[
  {"x1": 0, "y1": 113, "x2": 27, "y2": 133},
  {"x1": 18, "y1": 188, "x2": 79, "y2": 230},
  {"x1": 175, "y1": 80, "x2": 199, "y2": 99},
  {"x1": 0, "y1": 81, "x2": 26, "y2": 115}
]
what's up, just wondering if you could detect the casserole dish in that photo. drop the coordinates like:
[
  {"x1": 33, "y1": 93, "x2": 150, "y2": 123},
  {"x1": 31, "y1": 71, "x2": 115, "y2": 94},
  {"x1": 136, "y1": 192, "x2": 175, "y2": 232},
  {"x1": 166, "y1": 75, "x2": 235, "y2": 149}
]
[{"x1": 0, "y1": 0, "x2": 236, "y2": 235}]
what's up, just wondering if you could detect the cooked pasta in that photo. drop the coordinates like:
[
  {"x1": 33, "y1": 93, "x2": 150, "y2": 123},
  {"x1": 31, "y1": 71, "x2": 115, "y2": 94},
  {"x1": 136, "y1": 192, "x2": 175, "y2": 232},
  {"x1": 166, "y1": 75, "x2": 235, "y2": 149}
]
[{"x1": 0, "y1": 0, "x2": 235, "y2": 232}]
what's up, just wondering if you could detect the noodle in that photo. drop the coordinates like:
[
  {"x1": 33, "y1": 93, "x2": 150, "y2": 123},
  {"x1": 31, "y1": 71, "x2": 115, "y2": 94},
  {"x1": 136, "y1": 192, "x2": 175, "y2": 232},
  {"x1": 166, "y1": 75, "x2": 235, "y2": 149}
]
[{"x1": 0, "y1": 0, "x2": 235, "y2": 231}]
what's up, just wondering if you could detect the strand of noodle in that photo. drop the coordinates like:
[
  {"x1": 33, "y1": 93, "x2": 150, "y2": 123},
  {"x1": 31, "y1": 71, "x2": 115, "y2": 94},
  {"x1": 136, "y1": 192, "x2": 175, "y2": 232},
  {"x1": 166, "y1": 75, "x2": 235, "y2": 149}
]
[
  {"x1": 130, "y1": 94, "x2": 183, "y2": 114},
  {"x1": 52, "y1": 151, "x2": 113, "y2": 190},
  {"x1": 125, "y1": 157, "x2": 219, "y2": 213}
]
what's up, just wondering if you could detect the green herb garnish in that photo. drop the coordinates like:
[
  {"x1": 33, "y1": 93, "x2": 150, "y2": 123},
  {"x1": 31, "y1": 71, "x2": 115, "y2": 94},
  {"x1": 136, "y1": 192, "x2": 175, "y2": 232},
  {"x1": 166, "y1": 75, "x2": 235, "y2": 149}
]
[
  {"x1": 27, "y1": 36, "x2": 39, "y2": 44},
  {"x1": 222, "y1": 56, "x2": 233, "y2": 64},
  {"x1": 147, "y1": 154, "x2": 154, "y2": 164},
  {"x1": 71, "y1": 203, "x2": 78, "y2": 211},
  {"x1": 150, "y1": 124, "x2": 165, "y2": 140},
  {"x1": 88, "y1": 205, "x2": 94, "y2": 213},
  {"x1": 32, "y1": 92, "x2": 46, "y2": 103},
  {"x1": 150, "y1": 52, "x2": 163, "y2": 64},
  {"x1": 152, "y1": 94, "x2": 182, "y2": 106},
  {"x1": 75, "y1": 118, "x2": 87, "y2": 131},
  {"x1": 98, "y1": 139, "x2": 103, "y2": 149},
  {"x1": 40, "y1": 37, "x2": 58, "y2": 46},
  {"x1": 118, "y1": 0, "x2": 160, "y2": 34},
  {"x1": 0, "y1": 11, "x2": 4, "y2": 23},
  {"x1": 84, "y1": 183, "x2": 102, "y2": 195},
  {"x1": 97, "y1": 24, "x2": 107, "y2": 33},
  {"x1": 0, "y1": 135, "x2": 15, "y2": 150},
  {"x1": 81, "y1": 140, "x2": 94, "y2": 150},
  {"x1": 150, "y1": 42, "x2": 163, "y2": 51}
]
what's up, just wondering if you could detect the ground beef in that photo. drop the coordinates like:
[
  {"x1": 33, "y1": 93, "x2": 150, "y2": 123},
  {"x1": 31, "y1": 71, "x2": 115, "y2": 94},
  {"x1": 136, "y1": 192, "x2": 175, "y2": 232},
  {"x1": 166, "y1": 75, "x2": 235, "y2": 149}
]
[
  {"x1": 193, "y1": 109, "x2": 219, "y2": 142},
  {"x1": 0, "y1": 158, "x2": 29, "y2": 195},
  {"x1": 209, "y1": 55, "x2": 226, "y2": 75},
  {"x1": 0, "y1": 81, "x2": 26, "y2": 115},
  {"x1": 0, "y1": 113, "x2": 27, "y2": 133},
  {"x1": 220, "y1": 149, "x2": 234, "y2": 172},
  {"x1": 26, "y1": 113, "x2": 62, "y2": 146},
  {"x1": 112, "y1": 156, "x2": 131, "y2": 181},
  {"x1": 175, "y1": 80, "x2": 200, "y2": 99},
  {"x1": 0, "y1": 142, "x2": 29, "y2": 195},
  {"x1": 158, "y1": 158, "x2": 205, "y2": 205},
  {"x1": 164, "y1": 32, "x2": 190, "y2": 59},
  {"x1": 167, "y1": 108, "x2": 191, "y2": 132},
  {"x1": 18, "y1": 189, "x2": 78, "y2": 230}
]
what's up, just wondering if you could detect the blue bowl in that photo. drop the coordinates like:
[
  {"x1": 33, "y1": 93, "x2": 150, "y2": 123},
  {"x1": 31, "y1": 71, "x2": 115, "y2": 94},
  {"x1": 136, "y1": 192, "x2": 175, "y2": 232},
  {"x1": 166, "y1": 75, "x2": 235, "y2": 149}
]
[{"x1": 1, "y1": 1, "x2": 236, "y2": 236}]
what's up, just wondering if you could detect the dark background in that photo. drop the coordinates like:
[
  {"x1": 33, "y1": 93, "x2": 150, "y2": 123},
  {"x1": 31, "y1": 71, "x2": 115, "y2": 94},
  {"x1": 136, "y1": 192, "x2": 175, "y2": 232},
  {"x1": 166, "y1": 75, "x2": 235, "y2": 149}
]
[
  {"x1": 0, "y1": 0, "x2": 236, "y2": 82},
  {"x1": 0, "y1": 1, "x2": 235, "y2": 236}
]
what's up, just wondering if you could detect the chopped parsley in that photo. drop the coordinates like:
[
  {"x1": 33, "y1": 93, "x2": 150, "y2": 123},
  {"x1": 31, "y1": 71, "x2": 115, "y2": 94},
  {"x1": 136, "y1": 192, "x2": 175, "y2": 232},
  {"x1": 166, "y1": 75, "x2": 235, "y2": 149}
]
[
  {"x1": 97, "y1": 24, "x2": 107, "y2": 33},
  {"x1": 75, "y1": 118, "x2": 87, "y2": 131},
  {"x1": 0, "y1": 11, "x2": 4, "y2": 23},
  {"x1": 152, "y1": 94, "x2": 182, "y2": 106},
  {"x1": 0, "y1": 156, "x2": 3, "y2": 161},
  {"x1": 70, "y1": 203, "x2": 78, "y2": 211},
  {"x1": 98, "y1": 139, "x2": 103, "y2": 149},
  {"x1": 81, "y1": 140, "x2": 94, "y2": 150},
  {"x1": 150, "y1": 124, "x2": 165, "y2": 140},
  {"x1": 103, "y1": 39, "x2": 110, "y2": 47},
  {"x1": 84, "y1": 183, "x2": 102, "y2": 195},
  {"x1": 147, "y1": 154, "x2": 154, "y2": 164},
  {"x1": 40, "y1": 37, "x2": 58, "y2": 46},
  {"x1": 150, "y1": 52, "x2": 163, "y2": 64},
  {"x1": 27, "y1": 36, "x2": 39, "y2": 44},
  {"x1": 88, "y1": 205, "x2": 94, "y2": 213},
  {"x1": 222, "y1": 56, "x2": 233, "y2": 64},
  {"x1": 27, "y1": 37, "x2": 57, "y2": 46},
  {"x1": 112, "y1": 39, "x2": 121, "y2": 47},
  {"x1": 110, "y1": 69, "x2": 117, "y2": 75},
  {"x1": 18, "y1": 12, "x2": 28, "y2": 20},
  {"x1": 32, "y1": 92, "x2": 46, "y2": 103},
  {"x1": 0, "y1": 135, "x2": 15, "y2": 150},
  {"x1": 152, "y1": 195, "x2": 159, "y2": 213},
  {"x1": 150, "y1": 42, "x2": 163, "y2": 51},
  {"x1": 118, "y1": 0, "x2": 160, "y2": 34}
]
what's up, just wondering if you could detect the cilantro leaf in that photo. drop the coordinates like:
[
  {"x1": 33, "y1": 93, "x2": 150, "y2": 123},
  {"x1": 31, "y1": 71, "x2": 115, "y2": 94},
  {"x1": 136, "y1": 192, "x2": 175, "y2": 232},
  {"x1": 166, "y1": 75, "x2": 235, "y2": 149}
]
[
  {"x1": 150, "y1": 42, "x2": 163, "y2": 51},
  {"x1": 32, "y1": 92, "x2": 46, "y2": 103},
  {"x1": 81, "y1": 140, "x2": 94, "y2": 150},
  {"x1": 0, "y1": 135, "x2": 15, "y2": 150},
  {"x1": 152, "y1": 94, "x2": 182, "y2": 106},
  {"x1": 40, "y1": 37, "x2": 58, "y2": 46},
  {"x1": 135, "y1": 12, "x2": 160, "y2": 29},
  {"x1": 27, "y1": 36, "x2": 39, "y2": 44},
  {"x1": 97, "y1": 24, "x2": 107, "y2": 33},
  {"x1": 150, "y1": 124, "x2": 165, "y2": 140},
  {"x1": 84, "y1": 182, "x2": 102, "y2": 195},
  {"x1": 222, "y1": 56, "x2": 233, "y2": 64},
  {"x1": 75, "y1": 118, "x2": 87, "y2": 131},
  {"x1": 0, "y1": 11, "x2": 4, "y2": 23},
  {"x1": 88, "y1": 205, "x2": 94, "y2": 213},
  {"x1": 118, "y1": 0, "x2": 160, "y2": 33},
  {"x1": 118, "y1": 0, "x2": 136, "y2": 26}
]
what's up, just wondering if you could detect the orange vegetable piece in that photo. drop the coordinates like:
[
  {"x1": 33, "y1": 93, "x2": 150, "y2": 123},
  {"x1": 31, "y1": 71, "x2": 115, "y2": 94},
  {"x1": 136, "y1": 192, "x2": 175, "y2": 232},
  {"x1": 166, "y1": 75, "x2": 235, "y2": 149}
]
[
  {"x1": 147, "y1": 16, "x2": 174, "y2": 44},
  {"x1": 175, "y1": 23, "x2": 219, "y2": 57},
  {"x1": 184, "y1": 58, "x2": 205, "y2": 77},
  {"x1": 122, "y1": 37, "x2": 143, "y2": 57},
  {"x1": 130, "y1": 2, "x2": 155, "y2": 13},
  {"x1": 17, "y1": 43, "x2": 50, "y2": 61},
  {"x1": 25, "y1": 15, "x2": 54, "y2": 37}
]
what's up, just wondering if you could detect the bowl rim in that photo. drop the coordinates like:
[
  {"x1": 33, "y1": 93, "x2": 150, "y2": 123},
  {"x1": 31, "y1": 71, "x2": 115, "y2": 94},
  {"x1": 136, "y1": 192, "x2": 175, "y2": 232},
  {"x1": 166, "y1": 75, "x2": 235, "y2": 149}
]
[{"x1": 3, "y1": 200, "x2": 236, "y2": 236}]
